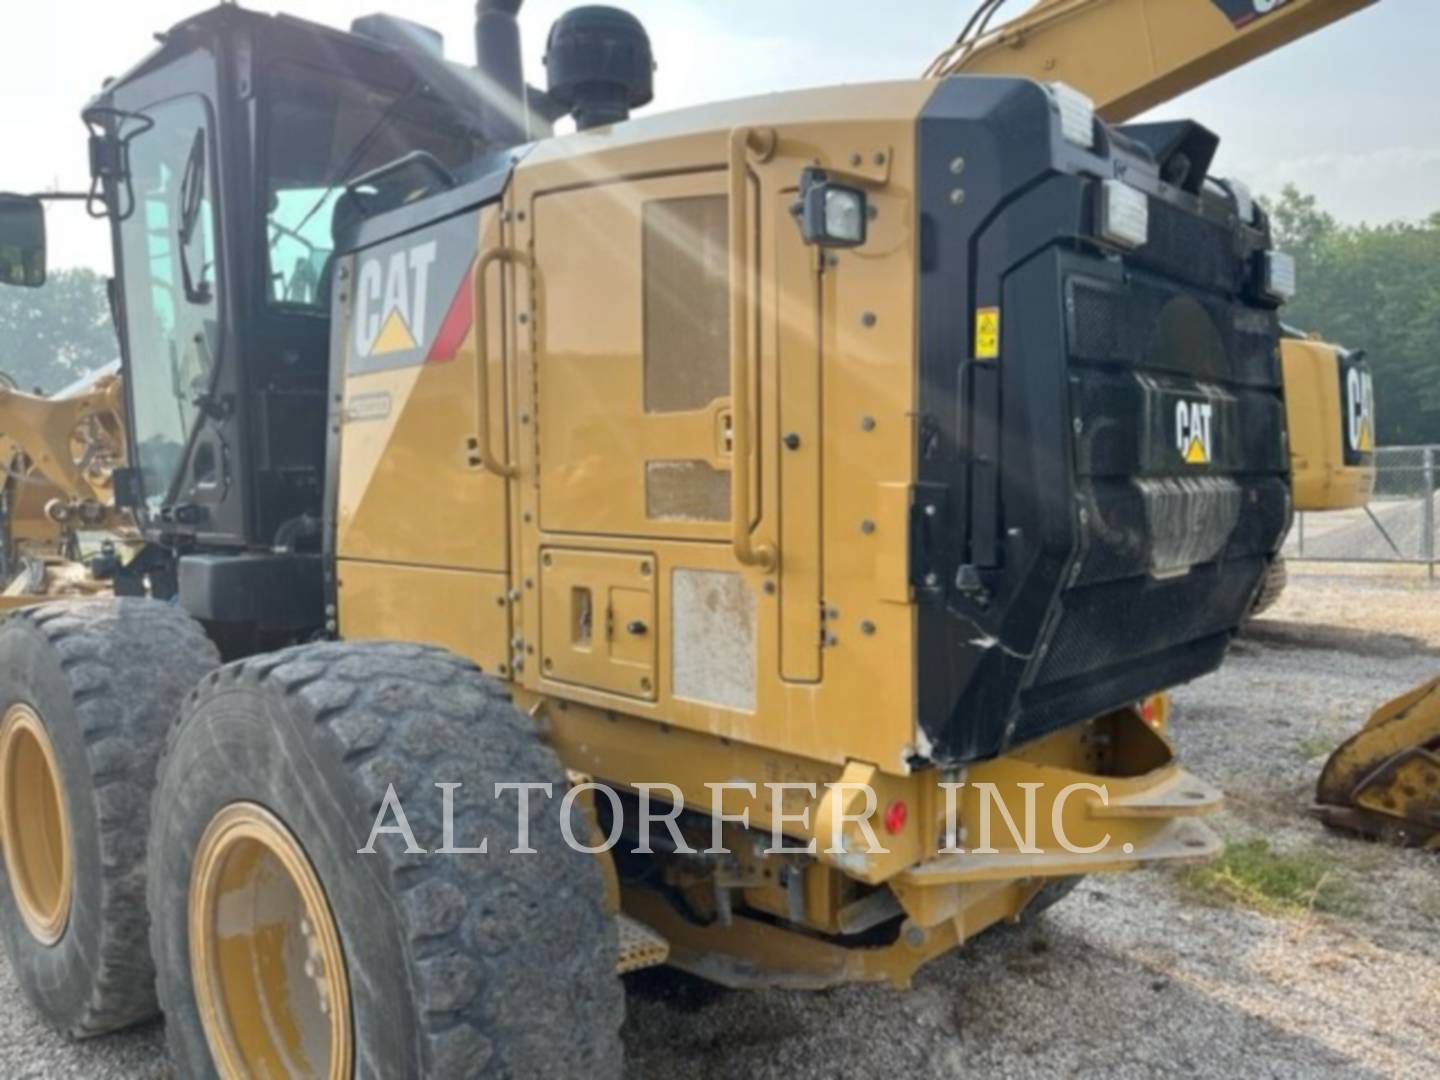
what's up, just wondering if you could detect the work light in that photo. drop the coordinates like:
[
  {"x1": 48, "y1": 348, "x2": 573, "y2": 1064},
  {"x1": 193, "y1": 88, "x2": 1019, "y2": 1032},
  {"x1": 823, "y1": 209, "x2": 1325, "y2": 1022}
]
[
  {"x1": 795, "y1": 168, "x2": 868, "y2": 248},
  {"x1": 1100, "y1": 179, "x2": 1149, "y2": 249},
  {"x1": 1262, "y1": 250, "x2": 1297, "y2": 303},
  {"x1": 1047, "y1": 82, "x2": 1096, "y2": 150}
]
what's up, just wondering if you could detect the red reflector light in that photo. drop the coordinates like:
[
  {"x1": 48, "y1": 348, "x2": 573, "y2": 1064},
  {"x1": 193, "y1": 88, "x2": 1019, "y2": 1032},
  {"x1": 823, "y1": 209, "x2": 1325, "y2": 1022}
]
[{"x1": 884, "y1": 800, "x2": 908, "y2": 834}]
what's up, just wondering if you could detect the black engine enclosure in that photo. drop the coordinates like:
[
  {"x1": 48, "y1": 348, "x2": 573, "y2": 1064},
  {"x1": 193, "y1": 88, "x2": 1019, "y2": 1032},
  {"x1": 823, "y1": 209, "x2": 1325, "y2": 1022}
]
[{"x1": 913, "y1": 78, "x2": 1290, "y2": 764}]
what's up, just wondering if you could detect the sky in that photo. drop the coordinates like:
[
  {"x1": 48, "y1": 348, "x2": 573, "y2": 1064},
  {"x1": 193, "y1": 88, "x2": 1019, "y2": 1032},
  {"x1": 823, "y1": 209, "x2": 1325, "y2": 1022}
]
[{"x1": 2, "y1": 0, "x2": 1433, "y2": 270}]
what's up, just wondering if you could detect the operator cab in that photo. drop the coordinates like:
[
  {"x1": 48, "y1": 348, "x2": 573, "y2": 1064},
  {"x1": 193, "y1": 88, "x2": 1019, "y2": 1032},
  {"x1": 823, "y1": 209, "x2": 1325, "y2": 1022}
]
[{"x1": 88, "y1": 6, "x2": 521, "y2": 560}]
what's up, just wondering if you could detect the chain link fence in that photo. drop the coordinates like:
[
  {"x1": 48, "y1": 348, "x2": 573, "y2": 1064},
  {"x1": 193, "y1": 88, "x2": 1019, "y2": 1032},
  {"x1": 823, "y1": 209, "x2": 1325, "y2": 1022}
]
[{"x1": 1285, "y1": 446, "x2": 1439, "y2": 581}]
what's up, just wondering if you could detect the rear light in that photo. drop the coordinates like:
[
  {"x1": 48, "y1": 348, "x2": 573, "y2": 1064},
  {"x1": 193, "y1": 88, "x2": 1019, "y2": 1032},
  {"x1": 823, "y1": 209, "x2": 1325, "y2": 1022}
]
[
  {"x1": 1139, "y1": 693, "x2": 1170, "y2": 730},
  {"x1": 1225, "y1": 177, "x2": 1256, "y2": 225},
  {"x1": 1047, "y1": 82, "x2": 1096, "y2": 150},
  {"x1": 1100, "y1": 179, "x2": 1149, "y2": 249},
  {"x1": 1261, "y1": 251, "x2": 1297, "y2": 303},
  {"x1": 883, "y1": 800, "x2": 908, "y2": 835}
]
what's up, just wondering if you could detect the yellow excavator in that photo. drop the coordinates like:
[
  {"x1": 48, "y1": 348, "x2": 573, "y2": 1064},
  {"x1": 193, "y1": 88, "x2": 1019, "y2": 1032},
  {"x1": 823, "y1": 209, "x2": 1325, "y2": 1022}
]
[
  {"x1": 933, "y1": 0, "x2": 1438, "y2": 848},
  {"x1": 0, "y1": 364, "x2": 133, "y2": 609}
]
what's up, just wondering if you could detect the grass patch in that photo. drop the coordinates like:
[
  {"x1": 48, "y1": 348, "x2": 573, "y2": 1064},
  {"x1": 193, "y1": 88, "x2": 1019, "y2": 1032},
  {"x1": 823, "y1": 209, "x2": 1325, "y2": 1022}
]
[
  {"x1": 1181, "y1": 838, "x2": 1357, "y2": 917},
  {"x1": 1296, "y1": 734, "x2": 1338, "y2": 760}
]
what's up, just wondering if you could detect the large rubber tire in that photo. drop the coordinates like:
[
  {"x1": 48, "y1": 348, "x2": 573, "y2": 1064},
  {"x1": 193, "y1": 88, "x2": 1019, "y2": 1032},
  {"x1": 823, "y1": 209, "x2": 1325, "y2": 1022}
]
[
  {"x1": 0, "y1": 599, "x2": 218, "y2": 1036},
  {"x1": 147, "y1": 641, "x2": 624, "y2": 1078}
]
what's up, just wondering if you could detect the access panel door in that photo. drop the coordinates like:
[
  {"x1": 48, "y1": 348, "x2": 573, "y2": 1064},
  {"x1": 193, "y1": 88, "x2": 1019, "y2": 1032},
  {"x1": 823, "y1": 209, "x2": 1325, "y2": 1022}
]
[
  {"x1": 532, "y1": 173, "x2": 734, "y2": 542},
  {"x1": 538, "y1": 548, "x2": 657, "y2": 701}
]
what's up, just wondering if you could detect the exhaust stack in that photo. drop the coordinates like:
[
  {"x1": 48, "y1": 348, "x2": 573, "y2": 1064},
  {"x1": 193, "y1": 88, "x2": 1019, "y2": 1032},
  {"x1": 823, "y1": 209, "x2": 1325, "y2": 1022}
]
[{"x1": 475, "y1": 0, "x2": 527, "y2": 145}]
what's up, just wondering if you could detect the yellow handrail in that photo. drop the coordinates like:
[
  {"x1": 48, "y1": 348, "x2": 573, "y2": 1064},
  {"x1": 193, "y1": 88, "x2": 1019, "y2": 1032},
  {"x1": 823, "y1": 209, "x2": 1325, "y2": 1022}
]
[
  {"x1": 473, "y1": 246, "x2": 529, "y2": 479},
  {"x1": 727, "y1": 127, "x2": 778, "y2": 572}
]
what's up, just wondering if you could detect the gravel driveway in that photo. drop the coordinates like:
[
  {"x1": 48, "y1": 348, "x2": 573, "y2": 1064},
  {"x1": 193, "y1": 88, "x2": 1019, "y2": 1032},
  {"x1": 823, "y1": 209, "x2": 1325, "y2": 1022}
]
[{"x1": 4, "y1": 567, "x2": 1437, "y2": 1077}]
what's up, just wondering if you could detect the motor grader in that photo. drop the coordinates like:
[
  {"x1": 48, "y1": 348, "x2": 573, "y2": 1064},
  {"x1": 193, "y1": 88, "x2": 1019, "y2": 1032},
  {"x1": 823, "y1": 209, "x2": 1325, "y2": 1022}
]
[{"x1": 0, "y1": 2, "x2": 1296, "y2": 1074}]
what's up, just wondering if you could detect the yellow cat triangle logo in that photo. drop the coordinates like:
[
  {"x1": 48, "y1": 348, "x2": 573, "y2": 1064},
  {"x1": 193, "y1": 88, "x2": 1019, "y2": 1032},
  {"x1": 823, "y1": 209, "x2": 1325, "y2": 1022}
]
[
  {"x1": 1357, "y1": 419, "x2": 1374, "y2": 452},
  {"x1": 372, "y1": 309, "x2": 418, "y2": 355},
  {"x1": 1184, "y1": 436, "x2": 1209, "y2": 465}
]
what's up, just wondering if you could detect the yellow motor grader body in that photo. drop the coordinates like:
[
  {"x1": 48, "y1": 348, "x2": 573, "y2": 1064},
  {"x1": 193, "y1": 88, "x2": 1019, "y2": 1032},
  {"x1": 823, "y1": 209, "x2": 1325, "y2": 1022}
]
[
  {"x1": 0, "y1": 5, "x2": 1301, "y2": 1070},
  {"x1": 326, "y1": 77, "x2": 1293, "y2": 986}
]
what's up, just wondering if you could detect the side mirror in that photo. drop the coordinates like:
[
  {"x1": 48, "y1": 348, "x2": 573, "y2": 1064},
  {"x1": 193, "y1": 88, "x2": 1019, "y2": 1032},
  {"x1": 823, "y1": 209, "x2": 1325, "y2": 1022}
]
[{"x1": 0, "y1": 194, "x2": 46, "y2": 287}]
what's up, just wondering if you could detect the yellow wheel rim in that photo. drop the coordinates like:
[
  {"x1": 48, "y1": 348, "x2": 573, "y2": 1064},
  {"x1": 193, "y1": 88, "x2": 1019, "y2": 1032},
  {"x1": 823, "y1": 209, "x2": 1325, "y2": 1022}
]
[
  {"x1": 189, "y1": 802, "x2": 353, "y2": 1080},
  {"x1": 0, "y1": 703, "x2": 74, "y2": 945}
]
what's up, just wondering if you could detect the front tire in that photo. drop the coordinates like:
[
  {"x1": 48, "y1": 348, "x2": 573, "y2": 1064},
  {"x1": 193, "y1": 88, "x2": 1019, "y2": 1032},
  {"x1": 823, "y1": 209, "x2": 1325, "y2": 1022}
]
[
  {"x1": 147, "y1": 641, "x2": 623, "y2": 1078},
  {"x1": 0, "y1": 599, "x2": 218, "y2": 1036}
]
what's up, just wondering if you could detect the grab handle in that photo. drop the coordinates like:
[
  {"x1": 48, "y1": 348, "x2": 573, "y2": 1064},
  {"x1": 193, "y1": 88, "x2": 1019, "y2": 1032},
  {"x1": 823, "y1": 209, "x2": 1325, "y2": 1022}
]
[
  {"x1": 728, "y1": 127, "x2": 778, "y2": 572},
  {"x1": 473, "y1": 246, "x2": 529, "y2": 479}
]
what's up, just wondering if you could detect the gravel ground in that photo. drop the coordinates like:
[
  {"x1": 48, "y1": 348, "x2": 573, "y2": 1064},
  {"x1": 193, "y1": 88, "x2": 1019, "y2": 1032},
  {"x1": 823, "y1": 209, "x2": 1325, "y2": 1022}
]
[{"x1": 3, "y1": 569, "x2": 1437, "y2": 1077}]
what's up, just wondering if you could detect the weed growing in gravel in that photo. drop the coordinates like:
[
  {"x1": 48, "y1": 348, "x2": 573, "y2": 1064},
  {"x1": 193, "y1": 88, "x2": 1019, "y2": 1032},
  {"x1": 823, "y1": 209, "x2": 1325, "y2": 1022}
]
[
  {"x1": 1181, "y1": 838, "x2": 1358, "y2": 917},
  {"x1": 1295, "y1": 734, "x2": 1339, "y2": 759}
]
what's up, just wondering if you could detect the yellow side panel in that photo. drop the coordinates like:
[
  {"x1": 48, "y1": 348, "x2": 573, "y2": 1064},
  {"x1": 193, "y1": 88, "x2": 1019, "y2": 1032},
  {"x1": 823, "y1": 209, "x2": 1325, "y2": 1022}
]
[
  {"x1": 1282, "y1": 338, "x2": 1375, "y2": 512},
  {"x1": 337, "y1": 560, "x2": 510, "y2": 676},
  {"x1": 336, "y1": 211, "x2": 509, "y2": 571},
  {"x1": 510, "y1": 104, "x2": 922, "y2": 773}
]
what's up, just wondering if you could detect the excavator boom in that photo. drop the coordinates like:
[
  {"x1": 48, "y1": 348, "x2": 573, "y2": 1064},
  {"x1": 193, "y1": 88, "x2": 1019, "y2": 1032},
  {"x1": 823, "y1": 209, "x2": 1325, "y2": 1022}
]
[{"x1": 936, "y1": 0, "x2": 1378, "y2": 122}]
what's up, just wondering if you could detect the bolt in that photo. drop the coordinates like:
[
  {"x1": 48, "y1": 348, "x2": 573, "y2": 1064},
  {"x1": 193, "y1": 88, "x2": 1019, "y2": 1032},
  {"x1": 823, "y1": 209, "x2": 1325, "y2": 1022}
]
[
  {"x1": 862, "y1": 312, "x2": 878, "y2": 328},
  {"x1": 1073, "y1": 417, "x2": 1083, "y2": 435},
  {"x1": 850, "y1": 152, "x2": 863, "y2": 167},
  {"x1": 950, "y1": 188, "x2": 966, "y2": 206},
  {"x1": 950, "y1": 156, "x2": 966, "y2": 176},
  {"x1": 924, "y1": 572, "x2": 939, "y2": 587},
  {"x1": 874, "y1": 151, "x2": 887, "y2": 166},
  {"x1": 861, "y1": 416, "x2": 876, "y2": 432},
  {"x1": 518, "y1": 312, "x2": 529, "y2": 324},
  {"x1": 861, "y1": 519, "x2": 876, "y2": 534},
  {"x1": 924, "y1": 504, "x2": 937, "y2": 518},
  {"x1": 640, "y1": 561, "x2": 653, "y2": 576},
  {"x1": 861, "y1": 620, "x2": 876, "y2": 636},
  {"x1": 905, "y1": 925, "x2": 926, "y2": 947},
  {"x1": 763, "y1": 580, "x2": 777, "y2": 595},
  {"x1": 783, "y1": 432, "x2": 801, "y2": 450},
  {"x1": 825, "y1": 633, "x2": 839, "y2": 647},
  {"x1": 826, "y1": 253, "x2": 840, "y2": 268},
  {"x1": 523, "y1": 512, "x2": 533, "y2": 524},
  {"x1": 542, "y1": 553, "x2": 552, "y2": 567}
]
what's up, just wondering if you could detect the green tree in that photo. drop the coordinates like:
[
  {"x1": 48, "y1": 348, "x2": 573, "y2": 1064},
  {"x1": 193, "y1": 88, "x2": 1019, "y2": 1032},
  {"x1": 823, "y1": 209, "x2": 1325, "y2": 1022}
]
[
  {"x1": 0, "y1": 268, "x2": 117, "y2": 394},
  {"x1": 1262, "y1": 186, "x2": 1440, "y2": 447}
]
